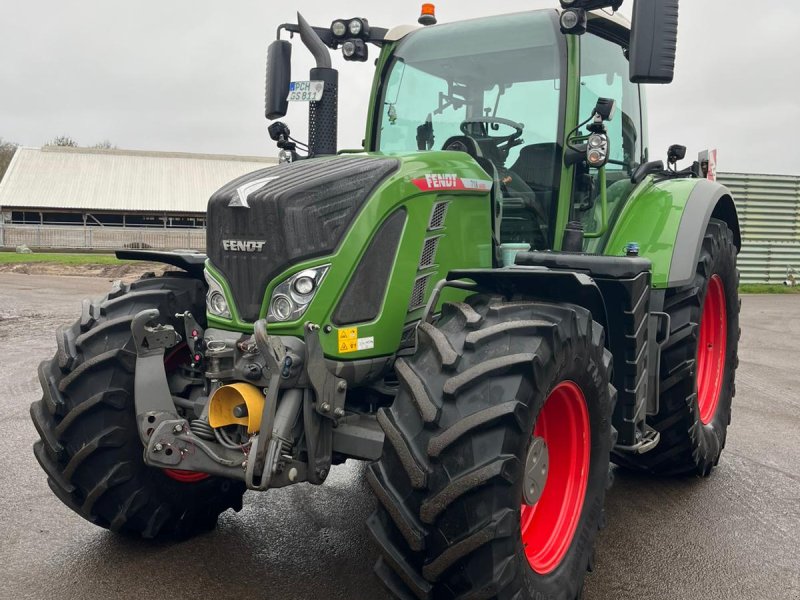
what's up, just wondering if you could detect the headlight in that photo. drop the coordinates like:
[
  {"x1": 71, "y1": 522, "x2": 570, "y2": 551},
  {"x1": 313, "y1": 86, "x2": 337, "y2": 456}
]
[
  {"x1": 270, "y1": 294, "x2": 295, "y2": 322},
  {"x1": 268, "y1": 265, "x2": 330, "y2": 323},
  {"x1": 205, "y1": 270, "x2": 232, "y2": 319},
  {"x1": 293, "y1": 275, "x2": 316, "y2": 296},
  {"x1": 209, "y1": 292, "x2": 229, "y2": 316}
]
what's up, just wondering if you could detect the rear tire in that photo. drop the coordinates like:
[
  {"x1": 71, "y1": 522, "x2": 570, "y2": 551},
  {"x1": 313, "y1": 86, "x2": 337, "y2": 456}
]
[
  {"x1": 30, "y1": 273, "x2": 245, "y2": 539},
  {"x1": 612, "y1": 218, "x2": 740, "y2": 476},
  {"x1": 369, "y1": 297, "x2": 615, "y2": 600}
]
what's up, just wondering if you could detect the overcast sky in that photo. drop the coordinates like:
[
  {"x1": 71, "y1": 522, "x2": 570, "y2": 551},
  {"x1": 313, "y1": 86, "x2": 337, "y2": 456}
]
[{"x1": 1, "y1": 0, "x2": 797, "y2": 175}]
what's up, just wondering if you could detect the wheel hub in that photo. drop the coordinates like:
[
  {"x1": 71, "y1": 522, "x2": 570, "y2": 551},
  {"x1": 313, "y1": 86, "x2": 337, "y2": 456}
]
[{"x1": 522, "y1": 436, "x2": 549, "y2": 506}]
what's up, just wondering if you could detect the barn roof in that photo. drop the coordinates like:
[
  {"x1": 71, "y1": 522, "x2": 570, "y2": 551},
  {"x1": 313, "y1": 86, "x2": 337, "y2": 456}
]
[{"x1": 0, "y1": 146, "x2": 277, "y2": 214}]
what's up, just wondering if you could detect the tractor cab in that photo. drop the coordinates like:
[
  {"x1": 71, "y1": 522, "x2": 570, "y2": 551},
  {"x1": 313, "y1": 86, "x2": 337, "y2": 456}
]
[
  {"x1": 265, "y1": 5, "x2": 666, "y2": 259},
  {"x1": 368, "y1": 9, "x2": 644, "y2": 253}
]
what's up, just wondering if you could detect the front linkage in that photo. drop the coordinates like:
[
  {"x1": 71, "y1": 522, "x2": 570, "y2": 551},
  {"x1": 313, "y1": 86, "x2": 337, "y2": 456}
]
[{"x1": 131, "y1": 309, "x2": 377, "y2": 491}]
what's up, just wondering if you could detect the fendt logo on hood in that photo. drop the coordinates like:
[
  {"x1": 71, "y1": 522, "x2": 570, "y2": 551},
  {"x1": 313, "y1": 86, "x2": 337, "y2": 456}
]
[
  {"x1": 229, "y1": 176, "x2": 280, "y2": 208},
  {"x1": 222, "y1": 240, "x2": 267, "y2": 253}
]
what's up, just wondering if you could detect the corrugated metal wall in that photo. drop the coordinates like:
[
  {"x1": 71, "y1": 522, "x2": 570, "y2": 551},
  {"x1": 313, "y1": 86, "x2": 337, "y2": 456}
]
[{"x1": 718, "y1": 172, "x2": 800, "y2": 284}]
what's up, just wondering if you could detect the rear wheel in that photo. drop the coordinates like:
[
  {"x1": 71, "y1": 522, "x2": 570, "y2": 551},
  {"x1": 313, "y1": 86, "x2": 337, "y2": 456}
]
[
  {"x1": 613, "y1": 218, "x2": 740, "y2": 476},
  {"x1": 30, "y1": 273, "x2": 245, "y2": 539},
  {"x1": 369, "y1": 297, "x2": 615, "y2": 600}
]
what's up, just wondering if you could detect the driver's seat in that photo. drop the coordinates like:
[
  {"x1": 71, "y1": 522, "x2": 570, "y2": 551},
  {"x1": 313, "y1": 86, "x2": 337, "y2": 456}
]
[{"x1": 510, "y1": 143, "x2": 562, "y2": 204}]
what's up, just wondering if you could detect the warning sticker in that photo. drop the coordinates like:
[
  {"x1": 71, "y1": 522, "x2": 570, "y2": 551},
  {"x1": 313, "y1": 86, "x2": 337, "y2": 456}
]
[
  {"x1": 337, "y1": 329, "x2": 375, "y2": 354},
  {"x1": 357, "y1": 337, "x2": 375, "y2": 351},
  {"x1": 338, "y1": 328, "x2": 359, "y2": 354}
]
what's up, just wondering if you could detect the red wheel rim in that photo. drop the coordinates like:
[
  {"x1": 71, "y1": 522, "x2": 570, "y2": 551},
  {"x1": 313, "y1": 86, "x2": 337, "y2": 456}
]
[
  {"x1": 161, "y1": 343, "x2": 210, "y2": 483},
  {"x1": 520, "y1": 381, "x2": 590, "y2": 575},
  {"x1": 697, "y1": 274, "x2": 728, "y2": 425},
  {"x1": 163, "y1": 469, "x2": 210, "y2": 483}
]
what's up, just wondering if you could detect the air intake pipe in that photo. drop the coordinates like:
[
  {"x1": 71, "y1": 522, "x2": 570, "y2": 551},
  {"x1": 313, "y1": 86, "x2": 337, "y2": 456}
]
[{"x1": 298, "y1": 13, "x2": 338, "y2": 156}]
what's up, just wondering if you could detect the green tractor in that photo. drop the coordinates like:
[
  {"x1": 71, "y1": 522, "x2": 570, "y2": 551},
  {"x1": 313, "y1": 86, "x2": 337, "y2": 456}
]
[{"x1": 31, "y1": 1, "x2": 740, "y2": 597}]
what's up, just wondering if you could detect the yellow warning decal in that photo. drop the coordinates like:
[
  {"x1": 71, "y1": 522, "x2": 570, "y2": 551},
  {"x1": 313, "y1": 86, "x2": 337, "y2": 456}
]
[{"x1": 338, "y1": 328, "x2": 358, "y2": 354}]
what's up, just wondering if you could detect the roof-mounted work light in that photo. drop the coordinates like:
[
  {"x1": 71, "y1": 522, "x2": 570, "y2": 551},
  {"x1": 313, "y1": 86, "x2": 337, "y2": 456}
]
[
  {"x1": 341, "y1": 39, "x2": 368, "y2": 62},
  {"x1": 329, "y1": 17, "x2": 371, "y2": 61},
  {"x1": 330, "y1": 20, "x2": 347, "y2": 38}
]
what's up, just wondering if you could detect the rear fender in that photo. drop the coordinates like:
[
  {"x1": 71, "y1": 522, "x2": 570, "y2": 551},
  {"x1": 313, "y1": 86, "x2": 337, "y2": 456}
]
[
  {"x1": 604, "y1": 178, "x2": 741, "y2": 288},
  {"x1": 669, "y1": 180, "x2": 741, "y2": 287}
]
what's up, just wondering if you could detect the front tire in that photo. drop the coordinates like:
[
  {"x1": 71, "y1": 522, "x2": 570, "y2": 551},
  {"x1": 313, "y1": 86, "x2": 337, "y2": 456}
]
[
  {"x1": 30, "y1": 273, "x2": 245, "y2": 539},
  {"x1": 369, "y1": 297, "x2": 615, "y2": 600}
]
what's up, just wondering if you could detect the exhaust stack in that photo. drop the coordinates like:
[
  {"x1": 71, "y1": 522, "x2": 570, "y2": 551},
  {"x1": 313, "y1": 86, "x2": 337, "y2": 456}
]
[{"x1": 298, "y1": 13, "x2": 338, "y2": 156}]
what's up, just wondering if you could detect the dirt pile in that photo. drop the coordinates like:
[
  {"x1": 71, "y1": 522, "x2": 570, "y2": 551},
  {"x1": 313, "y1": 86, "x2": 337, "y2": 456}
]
[{"x1": 0, "y1": 261, "x2": 168, "y2": 280}]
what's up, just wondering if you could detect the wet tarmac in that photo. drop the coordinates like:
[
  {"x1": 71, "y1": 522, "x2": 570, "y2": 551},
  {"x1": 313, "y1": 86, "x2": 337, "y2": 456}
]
[{"x1": 0, "y1": 273, "x2": 798, "y2": 600}]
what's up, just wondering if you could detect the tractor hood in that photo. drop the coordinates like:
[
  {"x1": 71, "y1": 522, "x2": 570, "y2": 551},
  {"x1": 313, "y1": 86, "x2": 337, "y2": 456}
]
[{"x1": 207, "y1": 156, "x2": 400, "y2": 322}]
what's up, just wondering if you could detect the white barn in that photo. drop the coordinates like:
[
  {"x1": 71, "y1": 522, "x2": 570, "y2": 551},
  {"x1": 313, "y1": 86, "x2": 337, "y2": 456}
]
[{"x1": 0, "y1": 146, "x2": 276, "y2": 250}]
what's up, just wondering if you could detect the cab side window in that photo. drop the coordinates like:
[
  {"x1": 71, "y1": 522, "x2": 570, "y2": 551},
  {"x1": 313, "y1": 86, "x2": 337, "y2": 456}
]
[
  {"x1": 576, "y1": 31, "x2": 644, "y2": 250},
  {"x1": 579, "y1": 33, "x2": 643, "y2": 178}
]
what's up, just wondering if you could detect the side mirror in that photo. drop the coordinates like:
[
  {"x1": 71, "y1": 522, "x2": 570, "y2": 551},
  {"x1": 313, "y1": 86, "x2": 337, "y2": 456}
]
[
  {"x1": 667, "y1": 144, "x2": 686, "y2": 165},
  {"x1": 629, "y1": 0, "x2": 679, "y2": 84},
  {"x1": 265, "y1": 40, "x2": 292, "y2": 120}
]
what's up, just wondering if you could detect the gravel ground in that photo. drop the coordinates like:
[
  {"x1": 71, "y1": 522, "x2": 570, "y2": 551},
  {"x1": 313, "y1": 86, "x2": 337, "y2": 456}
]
[{"x1": 0, "y1": 272, "x2": 798, "y2": 600}]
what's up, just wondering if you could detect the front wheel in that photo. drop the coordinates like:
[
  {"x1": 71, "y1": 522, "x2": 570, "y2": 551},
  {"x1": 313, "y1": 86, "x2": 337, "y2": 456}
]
[
  {"x1": 30, "y1": 273, "x2": 245, "y2": 539},
  {"x1": 369, "y1": 297, "x2": 615, "y2": 600}
]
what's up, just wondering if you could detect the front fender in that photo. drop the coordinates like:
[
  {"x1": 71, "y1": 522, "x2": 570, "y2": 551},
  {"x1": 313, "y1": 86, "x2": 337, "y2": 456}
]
[
  {"x1": 604, "y1": 178, "x2": 741, "y2": 289},
  {"x1": 115, "y1": 249, "x2": 207, "y2": 280}
]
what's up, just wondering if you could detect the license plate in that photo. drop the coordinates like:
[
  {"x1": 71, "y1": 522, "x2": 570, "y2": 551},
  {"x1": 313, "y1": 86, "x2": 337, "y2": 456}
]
[{"x1": 287, "y1": 80, "x2": 325, "y2": 102}]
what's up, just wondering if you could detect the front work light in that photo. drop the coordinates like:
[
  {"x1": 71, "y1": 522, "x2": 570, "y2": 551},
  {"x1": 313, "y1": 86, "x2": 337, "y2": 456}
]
[
  {"x1": 341, "y1": 39, "x2": 368, "y2": 62},
  {"x1": 331, "y1": 20, "x2": 347, "y2": 38},
  {"x1": 348, "y1": 18, "x2": 364, "y2": 36}
]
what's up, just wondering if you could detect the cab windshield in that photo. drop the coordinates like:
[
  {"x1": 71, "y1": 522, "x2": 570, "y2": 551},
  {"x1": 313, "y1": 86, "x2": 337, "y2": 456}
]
[{"x1": 375, "y1": 11, "x2": 566, "y2": 248}]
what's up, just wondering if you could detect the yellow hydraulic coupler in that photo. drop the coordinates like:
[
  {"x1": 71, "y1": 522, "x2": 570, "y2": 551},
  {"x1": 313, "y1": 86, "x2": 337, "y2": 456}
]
[{"x1": 208, "y1": 383, "x2": 265, "y2": 433}]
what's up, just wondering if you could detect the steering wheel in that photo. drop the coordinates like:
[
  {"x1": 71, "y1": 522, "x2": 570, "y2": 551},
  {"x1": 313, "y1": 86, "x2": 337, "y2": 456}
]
[
  {"x1": 459, "y1": 117, "x2": 525, "y2": 165},
  {"x1": 460, "y1": 117, "x2": 524, "y2": 145}
]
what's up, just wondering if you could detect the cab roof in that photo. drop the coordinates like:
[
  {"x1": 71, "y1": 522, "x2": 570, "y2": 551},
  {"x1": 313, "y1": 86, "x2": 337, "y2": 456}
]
[{"x1": 384, "y1": 8, "x2": 631, "y2": 43}]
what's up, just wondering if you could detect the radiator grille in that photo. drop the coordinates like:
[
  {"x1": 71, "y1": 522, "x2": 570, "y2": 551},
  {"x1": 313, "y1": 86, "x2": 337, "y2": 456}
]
[
  {"x1": 419, "y1": 237, "x2": 440, "y2": 270},
  {"x1": 399, "y1": 322, "x2": 419, "y2": 348},
  {"x1": 428, "y1": 201, "x2": 449, "y2": 230},
  {"x1": 409, "y1": 275, "x2": 430, "y2": 311}
]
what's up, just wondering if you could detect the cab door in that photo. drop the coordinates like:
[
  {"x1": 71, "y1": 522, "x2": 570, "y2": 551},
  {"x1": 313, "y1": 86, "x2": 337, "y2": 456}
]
[{"x1": 574, "y1": 25, "x2": 646, "y2": 253}]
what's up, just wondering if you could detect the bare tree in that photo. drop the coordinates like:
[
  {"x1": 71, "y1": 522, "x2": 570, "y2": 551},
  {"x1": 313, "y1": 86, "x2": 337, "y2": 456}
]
[
  {"x1": 91, "y1": 140, "x2": 116, "y2": 150},
  {"x1": 0, "y1": 138, "x2": 19, "y2": 182},
  {"x1": 46, "y1": 135, "x2": 78, "y2": 147}
]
